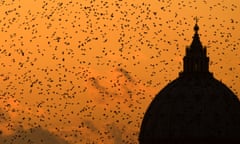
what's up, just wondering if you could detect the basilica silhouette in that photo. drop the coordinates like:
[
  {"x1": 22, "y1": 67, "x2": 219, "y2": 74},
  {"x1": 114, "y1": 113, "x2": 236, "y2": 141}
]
[{"x1": 139, "y1": 21, "x2": 240, "y2": 144}]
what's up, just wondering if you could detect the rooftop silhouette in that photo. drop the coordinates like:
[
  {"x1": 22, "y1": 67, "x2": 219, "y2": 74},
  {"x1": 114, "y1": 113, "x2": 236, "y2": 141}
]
[{"x1": 139, "y1": 21, "x2": 240, "y2": 144}]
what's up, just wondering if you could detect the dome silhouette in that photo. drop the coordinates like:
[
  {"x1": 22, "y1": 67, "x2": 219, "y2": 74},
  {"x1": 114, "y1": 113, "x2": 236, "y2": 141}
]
[{"x1": 139, "y1": 21, "x2": 240, "y2": 144}]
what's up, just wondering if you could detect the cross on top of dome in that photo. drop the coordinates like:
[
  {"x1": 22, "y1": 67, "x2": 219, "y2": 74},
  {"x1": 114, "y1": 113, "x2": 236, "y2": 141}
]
[{"x1": 194, "y1": 16, "x2": 199, "y2": 32}]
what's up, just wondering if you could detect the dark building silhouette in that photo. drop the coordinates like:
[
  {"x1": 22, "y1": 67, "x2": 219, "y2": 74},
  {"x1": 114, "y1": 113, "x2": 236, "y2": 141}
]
[{"x1": 139, "y1": 21, "x2": 240, "y2": 144}]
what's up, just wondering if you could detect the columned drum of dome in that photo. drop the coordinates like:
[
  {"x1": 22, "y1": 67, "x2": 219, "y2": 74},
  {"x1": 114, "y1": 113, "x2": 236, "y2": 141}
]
[{"x1": 139, "y1": 22, "x2": 240, "y2": 144}]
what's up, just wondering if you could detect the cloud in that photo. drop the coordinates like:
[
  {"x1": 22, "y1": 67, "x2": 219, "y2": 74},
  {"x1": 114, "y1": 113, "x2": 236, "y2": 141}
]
[
  {"x1": 83, "y1": 120, "x2": 97, "y2": 132},
  {"x1": 107, "y1": 123, "x2": 122, "y2": 144},
  {"x1": 116, "y1": 67, "x2": 135, "y2": 82},
  {"x1": 0, "y1": 126, "x2": 68, "y2": 144}
]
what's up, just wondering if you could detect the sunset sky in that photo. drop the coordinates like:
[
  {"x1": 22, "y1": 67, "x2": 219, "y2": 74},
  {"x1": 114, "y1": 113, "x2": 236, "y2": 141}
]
[{"x1": 0, "y1": 0, "x2": 239, "y2": 143}]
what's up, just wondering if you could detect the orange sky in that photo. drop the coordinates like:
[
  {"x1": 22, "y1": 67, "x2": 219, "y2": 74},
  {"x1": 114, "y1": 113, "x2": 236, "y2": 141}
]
[{"x1": 0, "y1": 0, "x2": 239, "y2": 143}]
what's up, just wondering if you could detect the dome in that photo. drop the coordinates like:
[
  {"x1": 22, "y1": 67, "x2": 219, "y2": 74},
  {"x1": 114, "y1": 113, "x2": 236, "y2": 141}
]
[
  {"x1": 139, "y1": 75, "x2": 240, "y2": 143},
  {"x1": 139, "y1": 22, "x2": 240, "y2": 143}
]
